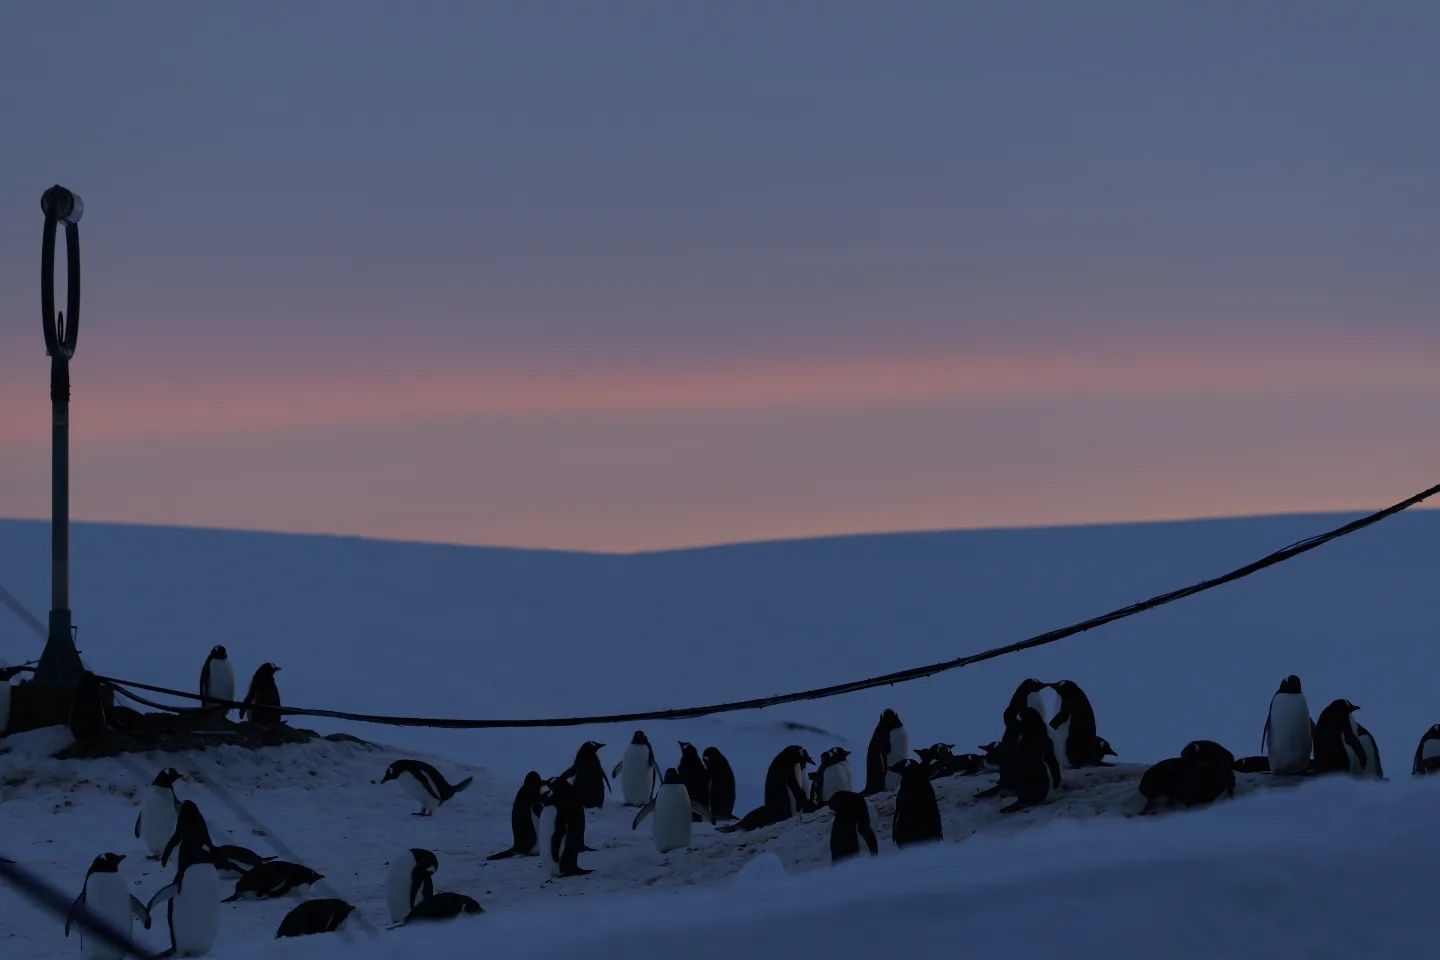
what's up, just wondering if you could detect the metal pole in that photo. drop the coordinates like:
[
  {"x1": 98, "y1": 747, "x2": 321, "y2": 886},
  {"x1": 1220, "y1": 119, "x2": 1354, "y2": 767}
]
[{"x1": 34, "y1": 185, "x2": 84, "y2": 687}]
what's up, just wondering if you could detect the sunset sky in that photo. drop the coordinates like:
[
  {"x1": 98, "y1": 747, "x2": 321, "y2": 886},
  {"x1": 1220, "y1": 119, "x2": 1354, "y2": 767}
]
[{"x1": 2, "y1": 3, "x2": 1437, "y2": 551}]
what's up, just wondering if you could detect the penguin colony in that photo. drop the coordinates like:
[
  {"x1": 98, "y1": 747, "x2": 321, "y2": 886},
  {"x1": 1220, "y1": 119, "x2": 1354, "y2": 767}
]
[{"x1": 40, "y1": 651, "x2": 1440, "y2": 956}]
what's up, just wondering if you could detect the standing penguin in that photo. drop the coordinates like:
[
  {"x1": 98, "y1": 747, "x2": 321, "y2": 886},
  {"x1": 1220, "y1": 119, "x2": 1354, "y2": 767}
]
[
  {"x1": 65, "y1": 853, "x2": 151, "y2": 960},
  {"x1": 1049, "y1": 680, "x2": 1109, "y2": 767},
  {"x1": 811, "y1": 748, "x2": 854, "y2": 805},
  {"x1": 863, "y1": 709, "x2": 909, "y2": 794},
  {"x1": 1262, "y1": 675, "x2": 1312, "y2": 775},
  {"x1": 891, "y1": 759, "x2": 943, "y2": 846},
  {"x1": 720, "y1": 746, "x2": 814, "y2": 832},
  {"x1": 198, "y1": 645, "x2": 234, "y2": 713},
  {"x1": 826, "y1": 791, "x2": 879, "y2": 865},
  {"x1": 387, "y1": 849, "x2": 438, "y2": 925},
  {"x1": 702, "y1": 747, "x2": 737, "y2": 821},
  {"x1": 486, "y1": 772, "x2": 545, "y2": 860},
  {"x1": 1314, "y1": 700, "x2": 1378, "y2": 777},
  {"x1": 981, "y1": 707, "x2": 1062, "y2": 813},
  {"x1": 1002, "y1": 680, "x2": 1052, "y2": 735},
  {"x1": 560, "y1": 741, "x2": 609, "y2": 810},
  {"x1": 381, "y1": 759, "x2": 474, "y2": 816},
  {"x1": 147, "y1": 802, "x2": 221, "y2": 958},
  {"x1": 538, "y1": 777, "x2": 592, "y2": 877},
  {"x1": 676, "y1": 741, "x2": 709, "y2": 821},
  {"x1": 1412, "y1": 724, "x2": 1440, "y2": 775},
  {"x1": 632, "y1": 768, "x2": 713, "y2": 853},
  {"x1": 238, "y1": 662, "x2": 282, "y2": 725},
  {"x1": 276, "y1": 898, "x2": 355, "y2": 939},
  {"x1": 611, "y1": 732, "x2": 661, "y2": 806},
  {"x1": 135, "y1": 768, "x2": 183, "y2": 859}
]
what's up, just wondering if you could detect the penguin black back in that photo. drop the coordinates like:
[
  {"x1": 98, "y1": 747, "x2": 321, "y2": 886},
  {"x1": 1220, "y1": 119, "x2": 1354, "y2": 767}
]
[
  {"x1": 827, "y1": 791, "x2": 878, "y2": 865},
  {"x1": 993, "y1": 707, "x2": 1062, "y2": 812},
  {"x1": 162, "y1": 801, "x2": 216, "y2": 873},
  {"x1": 863, "y1": 709, "x2": 904, "y2": 795},
  {"x1": 1413, "y1": 724, "x2": 1440, "y2": 775},
  {"x1": 544, "y1": 777, "x2": 592, "y2": 876},
  {"x1": 276, "y1": 898, "x2": 354, "y2": 938},
  {"x1": 1050, "y1": 680, "x2": 1106, "y2": 766},
  {"x1": 561, "y1": 741, "x2": 609, "y2": 809},
  {"x1": 702, "y1": 746, "x2": 737, "y2": 820},
  {"x1": 487, "y1": 771, "x2": 545, "y2": 860},
  {"x1": 239, "y1": 663, "x2": 282, "y2": 725},
  {"x1": 677, "y1": 742, "x2": 709, "y2": 821},
  {"x1": 891, "y1": 759, "x2": 943, "y2": 845},
  {"x1": 223, "y1": 861, "x2": 324, "y2": 902},
  {"x1": 1314, "y1": 699, "x2": 1364, "y2": 773},
  {"x1": 721, "y1": 745, "x2": 813, "y2": 832},
  {"x1": 404, "y1": 892, "x2": 483, "y2": 923}
]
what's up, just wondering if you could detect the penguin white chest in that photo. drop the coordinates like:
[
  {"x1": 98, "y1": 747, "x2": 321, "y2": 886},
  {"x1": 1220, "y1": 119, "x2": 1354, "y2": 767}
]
[
  {"x1": 171, "y1": 864, "x2": 220, "y2": 957},
  {"x1": 398, "y1": 773, "x2": 438, "y2": 813},
  {"x1": 79, "y1": 873, "x2": 131, "y2": 960},
  {"x1": 884, "y1": 727, "x2": 910, "y2": 790},
  {"x1": 789, "y1": 765, "x2": 806, "y2": 814},
  {"x1": 1049, "y1": 717, "x2": 1072, "y2": 769},
  {"x1": 652, "y1": 783, "x2": 694, "y2": 854},
  {"x1": 1267, "y1": 694, "x2": 1312, "y2": 774},
  {"x1": 821, "y1": 760, "x2": 853, "y2": 801},
  {"x1": 140, "y1": 787, "x2": 178, "y2": 856},
  {"x1": 538, "y1": 806, "x2": 561, "y2": 877},
  {"x1": 386, "y1": 856, "x2": 419, "y2": 924},
  {"x1": 618, "y1": 744, "x2": 654, "y2": 805},
  {"x1": 205, "y1": 660, "x2": 235, "y2": 704}
]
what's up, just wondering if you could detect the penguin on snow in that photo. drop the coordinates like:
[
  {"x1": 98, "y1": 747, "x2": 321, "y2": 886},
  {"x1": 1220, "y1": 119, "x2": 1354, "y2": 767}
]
[
  {"x1": 198, "y1": 645, "x2": 234, "y2": 713},
  {"x1": 560, "y1": 741, "x2": 610, "y2": 810},
  {"x1": 381, "y1": 759, "x2": 474, "y2": 816},
  {"x1": 135, "y1": 767, "x2": 184, "y2": 859},
  {"x1": 486, "y1": 771, "x2": 545, "y2": 860},
  {"x1": 238, "y1": 662, "x2": 283, "y2": 726},
  {"x1": 827, "y1": 791, "x2": 879, "y2": 865},
  {"x1": 539, "y1": 777, "x2": 592, "y2": 877},
  {"x1": 720, "y1": 745, "x2": 814, "y2": 833},
  {"x1": 387, "y1": 848, "x2": 438, "y2": 924},
  {"x1": 1413, "y1": 724, "x2": 1440, "y2": 776},
  {"x1": 702, "y1": 746, "x2": 738, "y2": 821},
  {"x1": 147, "y1": 800, "x2": 221, "y2": 959},
  {"x1": 1262, "y1": 674, "x2": 1312, "y2": 775},
  {"x1": 66, "y1": 853, "x2": 151, "y2": 960},
  {"x1": 276, "y1": 898, "x2": 355, "y2": 939},
  {"x1": 632, "y1": 768, "x2": 714, "y2": 853},
  {"x1": 1314, "y1": 699, "x2": 1382, "y2": 778},
  {"x1": 612, "y1": 731, "x2": 661, "y2": 806},
  {"x1": 863, "y1": 709, "x2": 909, "y2": 795},
  {"x1": 891, "y1": 759, "x2": 943, "y2": 846}
]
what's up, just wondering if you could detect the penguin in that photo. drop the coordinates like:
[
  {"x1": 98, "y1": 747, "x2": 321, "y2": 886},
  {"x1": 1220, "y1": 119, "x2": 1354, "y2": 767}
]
[
  {"x1": 538, "y1": 777, "x2": 592, "y2": 877},
  {"x1": 1138, "y1": 751, "x2": 1232, "y2": 814},
  {"x1": 222, "y1": 860, "x2": 325, "y2": 901},
  {"x1": 979, "y1": 707, "x2": 1062, "y2": 812},
  {"x1": 863, "y1": 709, "x2": 909, "y2": 794},
  {"x1": 1412, "y1": 724, "x2": 1440, "y2": 775},
  {"x1": 135, "y1": 768, "x2": 183, "y2": 859},
  {"x1": 890, "y1": 759, "x2": 943, "y2": 846},
  {"x1": 720, "y1": 746, "x2": 814, "y2": 833},
  {"x1": 147, "y1": 801, "x2": 220, "y2": 958},
  {"x1": 381, "y1": 759, "x2": 473, "y2": 816},
  {"x1": 402, "y1": 892, "x2": 483, "y2": 923},
  {"x1": 211, "y1": 843, "x2": 275, "y2": 878},
  {"x1": 815, "y1": 747, "x2": 854, "y2": 804},
  {"x1": 1002, "y1": 679, "x2": 1052, "y2": 737},
  {"x1": 276, "y1": 898, "x2": 354, "y2": 938},
  {"x1": 826, "y1": 790, "x2": 879, "y2": 865},
  {"x1": 65, "y1": 853, "x2": 151, "y2": 960},
  {"x1": 1049, "y1": 680, "x2": 1110, "y2": 767},
  {"x1": 1262, "y1": 675, "x2": 1312, "y2": 775},
  {"x1": 633, "y1": 768, "x2": 713, "y2": 853},
  {"x1": 1314, "y1": 699, "x2": 1378, "y2": 777},
  {"x1": 702, "y1": 746, "x2": 737, "y2": 820},
  {"x1": 198, "y1": 645, "x2": 234, "y2": 713},
  {"x1": 486, "y1": 771, "x2": 545, "y2": 860},
  {"x1": 1180, "y1": 740, "x2": 1237, "y2": 799},
  {"x1": 238, "y1": 662, "x2": 282, "y2": 725},
  {"x1": 559, "y1": 741, "x2": 610, "y2": 810},
  {"x1": 676, "y1": 741, "x2": 710, "y2": 821},
  {"x1": 611, "y1": 731, "x2": 661, "y2": 806},
  {"x1": 387, "y1": 848, "x2": 438, "y2": 924}
]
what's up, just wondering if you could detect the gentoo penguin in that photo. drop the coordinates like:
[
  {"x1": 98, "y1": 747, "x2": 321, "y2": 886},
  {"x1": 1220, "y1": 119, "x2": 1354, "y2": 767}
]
[
  {"x1": 402, "y1": 892, "x2": 483, "y2": 923},
  {"x1": 676, "y1": 741, "x2": 710, "y2": 821},
  {"x1": 223, "y1": 860, "x2": 325, "y2": 901},
  {"x1": 1049, "y1": 680, "x2": 1110, "y2": 767},
  {"x1": 387, "y1": 848, "x2": 438, "y2": 924},
  {"x1": 486, "y1": 771, "x2": 545, "y2": 860},
  {"x1": 1138, "y1": 751, "x2": 1231, "y2": 814},
  {"x1": 538, "y1": 777, "x2": 592, "y2": 877},
  {"x1": 65, "y1": 853, "x2": 151, "y2": 960},
  {"x1": 1412, "y1": 724, "x2": 1440, "y2": 775},
  {"x1": 702, "y1": 746, "x2": 738, "y2": 821},
  {"x1": 276, "y1": 898, "x2": 354, "y2": 938},
  {"x1": 1180, "y1": 740, "x2": 1237, "y2": 799},
  {"x1": 890, "y1": 759, "x2": 943, "y2": 846},
  {"x1": 826, "y1": 791, "x2": 879, "y2": 865},
  {"x1": 135, "y1": 768, "x2": 183, "y2": 859},
  {"x1": 863, "y1": 709, "x2": 909, "y2": 794},
  {"x1": 1002, "y1": 679, "x2": 1051, "y2": 739},
  {"x1": 1314, "y1": 699, "x2": 1379, "y2": 777},
  {"x1": 633, "y1": 768, "x2": 713, "y2": 853},
  {"x1": 198, "y1": 645, "x2": 234, "y2": 713},
  {"x1": 381, "y1": 759, "x2": 474, "y2": 816},
  {"x1": 560, "y1": 741, "x2": 610, "y2": 809},
  {"x1": 211, "y1": 843, "x2": 275, "y2": 878},
  {"x1": 720, "y1": 745, "x2": 814, "y2": 833},
  {"x1": 980, "y1": 707, "x2": 1061, "y2": 813},
  {"x1": 147, "y1": 801, "x2": 220, "y2": 958},
  {"x1": 1262, "y1": 675, "x2": 1312, "y2": 775},
  {"x1": 238, "y1": 662, "x2": 282, "y2": 725},
  {"x1": 811, "y1": 747, "x2": 854, "y2": 805},
  {"x1": 611, "y1": 731, "x2": 661, "y2": 806}
]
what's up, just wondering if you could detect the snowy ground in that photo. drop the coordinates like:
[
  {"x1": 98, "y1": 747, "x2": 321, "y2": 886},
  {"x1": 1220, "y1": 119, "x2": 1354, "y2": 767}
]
[{"x1": 3, "y1": 512, "x2": 1439, "y2": 955}]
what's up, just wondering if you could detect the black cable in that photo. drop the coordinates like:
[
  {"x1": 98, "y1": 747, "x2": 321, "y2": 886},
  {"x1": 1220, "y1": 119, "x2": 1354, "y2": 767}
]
[{"x1": 59, "y1": 480, "x2": 1438, "y2": 729}]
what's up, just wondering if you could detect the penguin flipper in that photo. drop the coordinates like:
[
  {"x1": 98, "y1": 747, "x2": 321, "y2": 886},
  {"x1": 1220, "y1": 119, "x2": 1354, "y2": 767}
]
[
  {"x1": 631, "y1": 799, "x2": 657, "y2": 831},
  {"x1": 452, "y1": 776, "x2": 474, "y2": 794},
  {"x1": 611, "y1": 761, "x2": 623, "y2": 779},
  {"x1": 134, "y1": 811, "x2": 141, "y2": 838},
  {"x1": 130, "y1": 894, "x2": 152, "y2": 929},
  {"x1": 64, "y1": 892, "x2": 84, "y2": 937},
  {"x1": 145, "y1": 882, "x2": 179, "y2": 914}
]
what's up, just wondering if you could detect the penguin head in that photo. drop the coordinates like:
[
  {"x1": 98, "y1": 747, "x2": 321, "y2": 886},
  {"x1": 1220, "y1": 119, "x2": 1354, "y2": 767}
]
[
  {"x1": 580, "y1": 740, "x2": 604, "y2": 756},
  {"x1": 380, "y1": 762, "x2": 403, "y2": 784},
  {"x1": 209, "y1": 645, "x2": 227, "y2": 659},
  {"x1": 888, "y1": 758, "x2": 922, "y2": 777},
  {"x1": 661, "y1": 767, "x2": 684, "y2": 784},
  {"x1": 833, "y1": 747, "x2": 851, "y2": 761},
  {"x1": 256, "y1": 662, "x2": 281, "y2": 678},
  {"x1": 296, "y1": 867, "x2": 324, "y2": 884},
  {"x1": 1339, "y1": 700, "x2": 1360, "y2": 713},
  {"x1": 1096, "y1": 737, "x2": 1118, "y2": 758},
  {"x1": 1429, "y1": 724, "x2": 1440, "y2": 737},
  {"x1": 701, "y1": 746, "x2": 725, "y2": 765},
  {"x1": 152, "y1": 768, "x2": 184, "y2": 788},
  {"x1": 880, "y1": 708, "x2": 901, "y2": 727},
  {"x1": 1278, "y1": 675, "x2": 1302, "y2": 695},
  {"x1": 87, "y1": 852, "x2": 125, "y2": 876},
  {"x1": 411, "y1": 848, "x2": 439, "y2": 874},
  {"x1": 1016, "y1": 706, "x2": 1048, "y2": 735},
  {"x1": 521, "y1": 770, "x2": 544, "y2": 790},
  {"x1": 678, "y1": 740, "x2": 698, "y2": 755},
  {"x1": 630, "y1": 731, "x2": 649, "y2": 746},
  {"x1": 785, "y1": 746, "x2": 814, "y2": 766}
]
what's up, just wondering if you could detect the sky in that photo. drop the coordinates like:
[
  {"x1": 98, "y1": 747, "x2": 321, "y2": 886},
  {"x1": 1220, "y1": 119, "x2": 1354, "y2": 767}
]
[{"x1": 1, "y1": 2, "x2": 1438, "y2": 552}]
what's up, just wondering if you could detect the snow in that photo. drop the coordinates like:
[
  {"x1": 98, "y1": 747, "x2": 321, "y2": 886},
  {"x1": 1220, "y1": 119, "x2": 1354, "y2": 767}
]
[{"x1": 2, "y1": 511, "x2": 1440, "y2": 956}]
